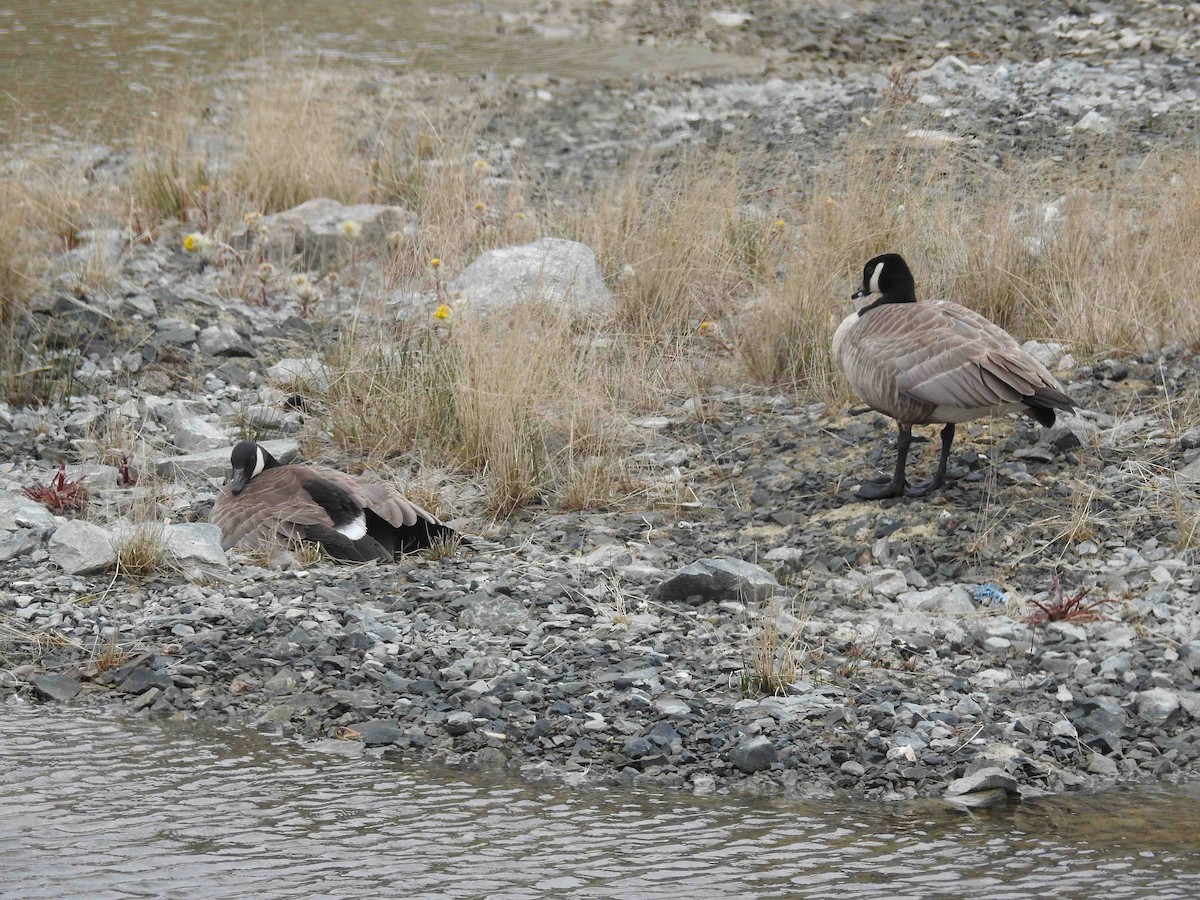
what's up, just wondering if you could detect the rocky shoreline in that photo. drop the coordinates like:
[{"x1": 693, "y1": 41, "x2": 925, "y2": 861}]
[
  {"x1": 4, "y1": 339, "x2": 1200, "y2": 804},
  {"x1": 3, "y1": 0, "x2": 1200, "y2": 806}
]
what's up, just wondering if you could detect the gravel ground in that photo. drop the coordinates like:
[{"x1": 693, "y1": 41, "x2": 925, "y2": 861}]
[{"x1": 3, "y1": 0, "x2": 1200, "y2": 804}]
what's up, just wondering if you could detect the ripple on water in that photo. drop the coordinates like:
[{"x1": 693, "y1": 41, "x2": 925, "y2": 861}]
[{"x1": 2, "y1": 704, "x2": 1199, "y2": 899}]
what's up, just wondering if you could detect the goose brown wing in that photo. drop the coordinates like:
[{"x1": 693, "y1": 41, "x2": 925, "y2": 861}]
[
  {"x1": 324, "y1": 470, "x2": 445, "y2": 528},
  {"x1": 210, "y1": 467, "x2": 338, "y2": 550},
  {"x1": 869, "y1": 301, "x2": 1067, "y2": 410}
]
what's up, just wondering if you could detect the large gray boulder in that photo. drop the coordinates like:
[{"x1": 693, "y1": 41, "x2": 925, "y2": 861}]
[
  {"x1": 174, "y1": 416, "x2": 232, "y2": 452},
  {"x1": 197, "y1": 323, "x2": 253, "y2": 358},
  {"x1": 156, "y1": 439, "x2": 299, "y2": 481},
  {"x1": 0, "y1": 494, "x2": 58, "y2": 531},
  {"x1": 235, "y1": 198, "x2": 415, "y2": 269},
  {"x1": 655, "y1": 558, "x2": 783, "y2": 606},
  {"x1": 164, "y1": 523, "x2": 229, "y2": 570},
  {"x1": 944, "y1": 767, "x2": 1021, "y2": 809},
  {"x1": 267, "y1": 357, "x2": 333, "y2": 391},
  {"x1": 48, "y1": 519, "x2": 116, "y2": 575},
  {"x1": 449, "y1": 238, "x2": 611, "y2": 315}
]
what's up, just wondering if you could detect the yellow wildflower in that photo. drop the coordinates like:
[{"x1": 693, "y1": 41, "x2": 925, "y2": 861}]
[
  {"x1": 698, "y1": 321, "x2": 714, "y2": 335},
  {"x1": 243, "y1": 211, "x2": 263, "y2": 228},
  {"x1": 473, "y1": 159, "x2": 489, "y2": 173},
  {"x1": 182, "y1": 232, "x2": 215, "y2": 253},
  {"x1": 474, "y1": 202, "x2": 486, "y2": 212},
  {"x1": 433, "y1": 304, "x2": 451, "y2": 321},
  {"x1": 430, "y1": 257, "x2": 442, "y2": 269},
  {"x1": 772, "y1": 218, "x2": 787, "y2": 230},
  {"x1": 514, "y1": 212, "x2": 526, "y2": 220},
  {"x1": 340, "y1": 220, "x2": 362, "y2": 241}
]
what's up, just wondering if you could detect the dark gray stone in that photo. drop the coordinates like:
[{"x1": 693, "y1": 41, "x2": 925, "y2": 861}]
[
  {"x1": 1135, "y1": 688, "x2": 1181, "y2": 724},
  {"x1": 0, "y1": 495, "x2": 59, "y2": 531},
  {"x1": 353, "y1": 720, "x2": 404, "y2": 747},
  {"x1": 945, "y1": 767, "x2": 1019, "y2": 797},
  {"x1": 31, "y1": 672, "x2": 82, "y2": 702},
  {"x1": 0, "y1": 533, "x2": 42, "y2": 562},
  {"x1": 120, "y1": 668, "x2": 173, "y2": 695},
  {"x1": 154, "y1": 318, "x2": 199, "y2": 345},
  {"x1": 622, "y1": 736, "x2": 654, "y2": 759},
  {"x1": 444, "y1": 711, "x2": 475, "y2": 736},
  {"x1": 1070, "y1": 697, "x2": 1127, "y2": 753},
  {"x1": 197, "y1": 324, "x2": 253, "y2": 357},
  {"x1": 729, "y1": 735, "x2": 778, "y2": 773},
  {"x1": 655, "y1": 558, "x2": 782, "y2": 606}
]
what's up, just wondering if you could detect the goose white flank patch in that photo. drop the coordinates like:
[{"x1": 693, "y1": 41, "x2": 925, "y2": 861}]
[
  {"x1": 210, "y1": 441, "x2": 455, "y2": 562},
  {"x1": 832, "y1": 252, "x2": 1077, "y2": 499}
]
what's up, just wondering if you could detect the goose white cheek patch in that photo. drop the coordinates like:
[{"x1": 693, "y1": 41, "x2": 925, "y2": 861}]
[
  {"x1": 868, "y1": 261, "x2": 885, "y2": 295},
  {"x1": 337, "y1": 514, "x2": 367, "y2": 541},
  {"x1": 252, "y1": 446, "x2": 266, "y2": 478}
]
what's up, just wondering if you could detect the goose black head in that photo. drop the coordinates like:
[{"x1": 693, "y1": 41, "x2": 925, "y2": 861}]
[
  {"x1": 229, "y1": 441, "x2": 278, "y2": 495},
  {"x1": 852, "y1": 253, "x2": 917, "y2": 304}
]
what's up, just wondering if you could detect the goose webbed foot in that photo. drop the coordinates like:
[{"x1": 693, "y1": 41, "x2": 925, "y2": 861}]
[
  {"x1": 857, "y1": 476, "x2": 907, "y2": 500},
  {"x1": 905, "y1": 474, "x2": 946, "y2": 497},
  {"x1": 856, "y1": 424, "x2": 914, "y2": 500},
  {"x1": 906, "y1": 423, "x2": 957, "y2": 498}
]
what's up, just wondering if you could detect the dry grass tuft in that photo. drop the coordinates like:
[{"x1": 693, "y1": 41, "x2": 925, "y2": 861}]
[
  {"x1": 740, "y1": 595, "x2": 808, "y2": 697},
  {"x1": 128, "y1": 101, "x2": 213, "y2": 228},
  {"x1": 0, "y1": 179, "x2": 43, "y2": 321},
  {"x1": 89, "y1": 637, "x2": 138, "y2": 674},
  {"x1": 421, "y1": 532, "x2": 463, "y2": 561},
  {"x1": 319, "y1": 303, "x2": 626, "y2": 514},
  {"x1": 112, "y1": 522, "x2": 170, "y2": 579},
  {"x1": 226, "y1": 82, "x2": 372, "y2": 215},
  {"x1": 566, "y1": 155, "x2": 772, "y2": 341},
  {"x1": 558, "y1": 457, "x2": 642, "y2": 512},
  {"x1": 371, "y1": 115, "x2": 537, "y2": 285}
]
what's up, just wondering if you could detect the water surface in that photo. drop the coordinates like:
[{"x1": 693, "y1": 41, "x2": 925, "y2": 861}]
[
  {"x1": 2, "y1": 704, "x2": 1198, "y2": 899},
  {"x1": 0, "y1": 0, "x2": 748, "y2": 131}
]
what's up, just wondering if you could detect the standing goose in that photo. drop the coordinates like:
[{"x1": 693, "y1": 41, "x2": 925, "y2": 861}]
[
  {"x1": 832, "y1": 253, "x2": 1076, "y2": 499},
  {"x1": 210, "y1": 441, "x2": 455, "y2": 562}
]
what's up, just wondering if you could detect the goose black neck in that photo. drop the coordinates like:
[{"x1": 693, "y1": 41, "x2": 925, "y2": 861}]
[
  {"x1": 258, "y1": 446, "x2": 281, "y2": 470},
  {"x1": 859, "y1": 289, "x2": 917, "y2": 315}
]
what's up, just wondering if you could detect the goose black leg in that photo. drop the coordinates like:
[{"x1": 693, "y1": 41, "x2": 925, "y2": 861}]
[
  {"x1": 908, "y1": 423, "x2": 956, "y2": 497},
  {"x1": 858, "y1": 424, "x2": 912, "y2": 500}
]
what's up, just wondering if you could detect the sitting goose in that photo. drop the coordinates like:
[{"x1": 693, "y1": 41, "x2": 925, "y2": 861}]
[
  {"x1": 832, "y1": 253, "x2": 1076, "y2": 499},
  {"x1": 210, "y1": 441, "x2": 455, "y2": 561}
]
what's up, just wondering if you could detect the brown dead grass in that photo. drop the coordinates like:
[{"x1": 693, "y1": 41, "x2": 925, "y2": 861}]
[
  {"x1": 565, "y1": 154, "x2": 773, "y2": 341},
  {"x1": 10, "y1": 73, "x2": 1200, "y2": 518},
  {"x1": 227, "y1": 82, "x2": 372, "y2": 215},
  {"x1": 741, "y1": 129, "x2": 1200, "y2": 390},
  {"x1": 112, "y1": 521, "x2": 170, "y2": 579},
  {"x1": 319, "y1": 303, "x2": 630, "y2": 514},
  {"x1": 0, "y1": 179, "x2": 43, "y2": 321},
  {"x1": 370, "y1": 115, "x2": 538, "y2": 285}
]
